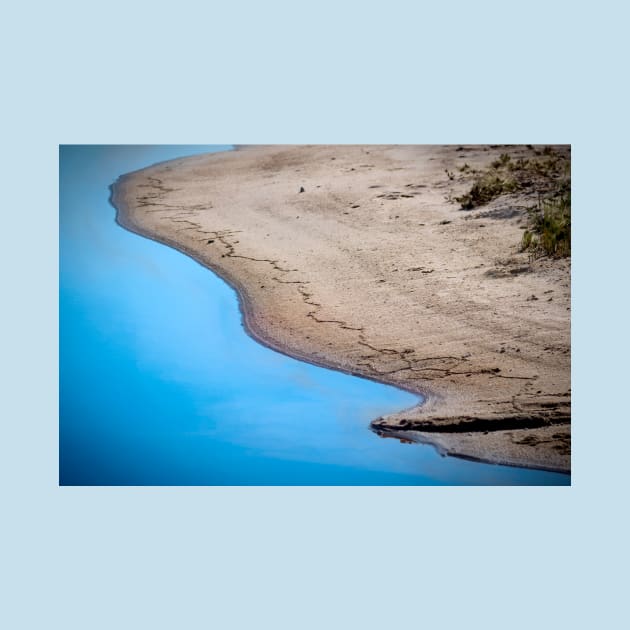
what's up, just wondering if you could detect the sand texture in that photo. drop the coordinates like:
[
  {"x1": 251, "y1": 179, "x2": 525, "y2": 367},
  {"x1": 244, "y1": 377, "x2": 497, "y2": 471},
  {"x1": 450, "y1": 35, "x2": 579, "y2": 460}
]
[{"x1": 111, "y1": 145, "x2": 571, "y2": 473}]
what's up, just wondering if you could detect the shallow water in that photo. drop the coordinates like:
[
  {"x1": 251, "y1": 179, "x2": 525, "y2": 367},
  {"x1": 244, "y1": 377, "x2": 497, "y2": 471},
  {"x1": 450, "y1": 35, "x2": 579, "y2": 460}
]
[{"x1": 59, "y1": 145, "x2": 569, "y2": 485}]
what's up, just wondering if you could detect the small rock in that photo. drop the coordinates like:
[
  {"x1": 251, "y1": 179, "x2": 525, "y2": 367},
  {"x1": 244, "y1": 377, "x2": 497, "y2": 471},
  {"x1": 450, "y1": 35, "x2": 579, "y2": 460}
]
[{"x1": 299, "y1": 186, "x2": 305, "y2": 193}]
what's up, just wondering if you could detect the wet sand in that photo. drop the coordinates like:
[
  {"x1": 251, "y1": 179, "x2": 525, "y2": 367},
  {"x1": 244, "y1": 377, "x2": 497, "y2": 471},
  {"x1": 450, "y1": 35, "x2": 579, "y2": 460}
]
[{"x1": 111, "y1": 145, "x2": 570, "y2": 474}]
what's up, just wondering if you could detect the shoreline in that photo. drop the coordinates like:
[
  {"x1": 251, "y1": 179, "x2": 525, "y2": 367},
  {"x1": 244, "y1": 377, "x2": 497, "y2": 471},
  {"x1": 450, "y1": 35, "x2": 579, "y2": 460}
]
[
  {"x1": 110, "y1": 145, "x2": 570, "y2": 474},
  {"x1": 110, "y1": 174, "x2": 429, "y2": 402}
]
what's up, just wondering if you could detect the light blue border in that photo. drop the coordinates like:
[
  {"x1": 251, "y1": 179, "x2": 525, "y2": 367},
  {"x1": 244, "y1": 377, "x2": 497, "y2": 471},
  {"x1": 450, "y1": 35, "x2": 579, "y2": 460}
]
[{"x1": 3, "y1": 1, "x2": 628, "y2": 628}]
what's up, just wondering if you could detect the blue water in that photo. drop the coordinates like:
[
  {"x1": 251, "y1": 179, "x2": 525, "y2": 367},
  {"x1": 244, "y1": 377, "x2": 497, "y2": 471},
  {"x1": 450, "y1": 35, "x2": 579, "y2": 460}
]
[{"x1": 59, "y1": 145, "x2": 569, "y2": 485}]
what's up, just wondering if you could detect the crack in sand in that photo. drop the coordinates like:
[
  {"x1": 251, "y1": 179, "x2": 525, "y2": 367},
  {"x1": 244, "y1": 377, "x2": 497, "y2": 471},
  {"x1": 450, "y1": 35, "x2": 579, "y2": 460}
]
[{"x1": 297, "y1": 286, "x2": 364, "y2": 331}]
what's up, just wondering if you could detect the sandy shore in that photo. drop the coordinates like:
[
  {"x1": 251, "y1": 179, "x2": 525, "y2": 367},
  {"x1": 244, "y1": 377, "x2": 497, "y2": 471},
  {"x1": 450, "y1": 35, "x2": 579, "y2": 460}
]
[{"x1": 111, "y1": 145, "x2": 571, "y2": 474}]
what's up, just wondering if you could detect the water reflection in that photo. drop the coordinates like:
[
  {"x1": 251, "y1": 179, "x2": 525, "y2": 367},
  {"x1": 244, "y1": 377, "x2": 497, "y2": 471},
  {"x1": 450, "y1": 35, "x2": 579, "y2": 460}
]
[{"x1": 59, "y1": 145, "x2": 569, "y2": 485}]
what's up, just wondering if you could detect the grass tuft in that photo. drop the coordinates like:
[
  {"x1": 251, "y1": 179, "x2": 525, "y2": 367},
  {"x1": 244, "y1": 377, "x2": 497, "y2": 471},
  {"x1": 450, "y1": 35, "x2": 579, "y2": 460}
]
[
  {"x1": 452, "y1": 145, "x2": 570, "y2": 257},
  {"x1": 456, "y1": 172, "x2": 518, "y2": 209},
  {"x1": 455, "y1": 145, "x2": 569, "y2": 209},
  {"x1": 521, "y1": 192, "x2": 571, "y2": 258}
]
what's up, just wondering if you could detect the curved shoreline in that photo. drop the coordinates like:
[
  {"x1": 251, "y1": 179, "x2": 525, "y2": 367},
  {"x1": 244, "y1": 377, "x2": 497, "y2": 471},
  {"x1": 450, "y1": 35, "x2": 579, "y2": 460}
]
[
  {"x1": 113, "y1": 188, "x2": 566, "y2": 475},
  {"x1": 109, "y1": 145, "x2": 571, "y2": 474},
  {"x1": 110, "y1": 174, "x2": 429, "y2": 405}
]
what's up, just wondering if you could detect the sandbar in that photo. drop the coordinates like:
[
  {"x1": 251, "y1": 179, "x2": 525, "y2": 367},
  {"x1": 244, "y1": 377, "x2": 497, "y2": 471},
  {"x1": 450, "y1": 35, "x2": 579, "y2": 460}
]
[{"x1": 111, "y1": 145, "x2": 571, "y2": 473}]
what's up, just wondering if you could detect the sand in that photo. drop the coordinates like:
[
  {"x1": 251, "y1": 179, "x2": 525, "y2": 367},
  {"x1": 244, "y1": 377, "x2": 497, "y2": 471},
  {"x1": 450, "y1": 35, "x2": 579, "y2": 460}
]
[{"x1": 111, "y1": 145, "x2": 571, "y2": 474}]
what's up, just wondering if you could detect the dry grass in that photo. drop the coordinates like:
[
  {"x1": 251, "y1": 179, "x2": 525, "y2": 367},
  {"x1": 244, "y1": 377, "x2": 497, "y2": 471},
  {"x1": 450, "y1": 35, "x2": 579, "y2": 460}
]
[
  {"x1": 455, "y1": 146, "x2": 571, "y2": 257},
  {"x1": 521, "y1": 192, "x2": 571, "y2": 258}
]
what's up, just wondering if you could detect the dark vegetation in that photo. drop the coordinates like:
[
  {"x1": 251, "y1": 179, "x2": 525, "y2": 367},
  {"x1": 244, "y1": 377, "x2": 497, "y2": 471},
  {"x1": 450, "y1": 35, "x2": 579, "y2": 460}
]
[
  {"x1": 520, "y1": 190, "x2": 571, "y2": 257},
  {"x1": 454, "y1": 146, "x2": 571, "y2": 257}
]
